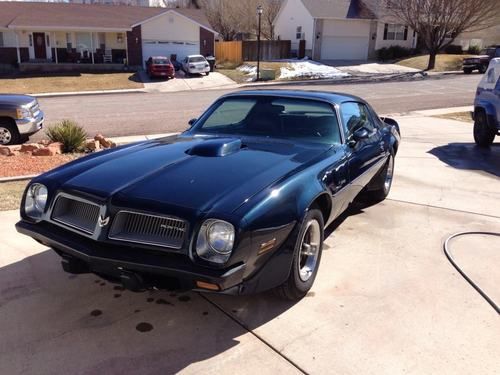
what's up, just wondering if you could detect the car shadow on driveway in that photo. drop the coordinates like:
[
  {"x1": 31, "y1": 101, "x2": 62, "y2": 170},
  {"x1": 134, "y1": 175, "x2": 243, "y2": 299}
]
[
  {"x1": 428, "y1": 142, "x2": 500, "y2": 177},
  {"x1": 0, "y1": 248, "x2": 298, "y2": 373}
]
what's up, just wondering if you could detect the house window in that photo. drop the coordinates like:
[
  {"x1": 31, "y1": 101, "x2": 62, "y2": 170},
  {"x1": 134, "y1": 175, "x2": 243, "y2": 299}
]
[
  {"x1": 383, "y1": 24, "x2": 408, "y2": 41},
  {"x1": 0, "y1": 32, "x2": 3, "y2": 47},
  {"x1": 66, "y1": 33, "x2": 72, "y2": 51},
  {"x1": 117, "y1": 33, "x2": 123, "y2": 44},
  {"x1": 296, "y1": 26, "x2": 302, "y2": 40}
]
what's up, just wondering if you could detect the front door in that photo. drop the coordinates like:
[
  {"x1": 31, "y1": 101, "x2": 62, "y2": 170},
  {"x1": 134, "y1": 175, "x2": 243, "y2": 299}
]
[{"x1": 33, "y1": 32, "x2": 47, "y2": 59}]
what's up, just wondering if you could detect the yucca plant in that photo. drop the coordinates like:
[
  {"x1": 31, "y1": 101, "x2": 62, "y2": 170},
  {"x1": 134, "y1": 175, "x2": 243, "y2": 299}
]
[{"x1": 46, "y1": 119, "x2": 87, "y2": 153}]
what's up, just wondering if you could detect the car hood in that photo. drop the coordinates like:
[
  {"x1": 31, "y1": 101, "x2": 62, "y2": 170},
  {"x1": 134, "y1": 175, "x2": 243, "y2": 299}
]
[
  {"x1": 0, "y1": 94, "x2": 36, "y2": 107},
  {"x1": 464, "y1": 55, "x2": 489, "y2": 60},
  {"x1": 49, "y1": 135, "x2": 330, "y2": 215}
]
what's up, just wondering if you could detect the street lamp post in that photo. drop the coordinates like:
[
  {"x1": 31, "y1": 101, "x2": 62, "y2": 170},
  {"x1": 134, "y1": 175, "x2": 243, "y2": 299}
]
[{"x1": 256, "y1": 5, "x2": 263, "y2": 81}]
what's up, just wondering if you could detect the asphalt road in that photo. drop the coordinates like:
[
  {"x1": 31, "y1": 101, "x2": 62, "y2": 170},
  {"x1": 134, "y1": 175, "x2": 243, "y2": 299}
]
[{"x1": 35, "y1": 74, "x2": 481, "y2": 139}]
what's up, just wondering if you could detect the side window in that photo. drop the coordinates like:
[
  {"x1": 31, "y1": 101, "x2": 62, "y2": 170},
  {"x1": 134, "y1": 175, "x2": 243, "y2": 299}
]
[{"x1": 340, "y1": 102, "x2": 376, "y2": 135}]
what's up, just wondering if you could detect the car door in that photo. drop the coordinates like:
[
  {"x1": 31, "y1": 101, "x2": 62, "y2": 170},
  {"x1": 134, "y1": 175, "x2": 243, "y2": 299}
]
[{"x1": 339, "y1": 101, "x2": 387, "y2": 200}]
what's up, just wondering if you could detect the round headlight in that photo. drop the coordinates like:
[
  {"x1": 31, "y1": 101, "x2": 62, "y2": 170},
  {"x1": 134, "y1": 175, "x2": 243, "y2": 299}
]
[
  {"x1": 207, "y1": 221, "x2": 235, "y2": 254},
  {"x1": 25, "y1": 183, "x2": 48, "y2": 219},
  {"x1": 196, "y1": 219, "x2": 235, "y2": 264}
]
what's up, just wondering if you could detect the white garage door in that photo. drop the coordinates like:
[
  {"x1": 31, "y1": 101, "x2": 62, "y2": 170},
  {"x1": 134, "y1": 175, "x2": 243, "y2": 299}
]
[
  {"x1": 142, "y1": 40, "x2": 199, "y2": 67},
  {"x1": 320, "y1": 20, "x2": 370, "y2": 60}
]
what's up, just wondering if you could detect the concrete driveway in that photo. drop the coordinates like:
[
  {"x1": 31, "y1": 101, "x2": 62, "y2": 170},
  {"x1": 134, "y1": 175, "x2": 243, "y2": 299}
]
[
  {"x1": 140, "y1": 69, "x2": 237, "y2": 93},
  {"x1": 1, "y1": 113, "x2": 499, "y2": 374}
]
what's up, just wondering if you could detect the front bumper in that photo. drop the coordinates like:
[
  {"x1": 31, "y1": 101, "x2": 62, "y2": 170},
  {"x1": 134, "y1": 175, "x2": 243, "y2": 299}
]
[
  {"x1": 16, "y1": 220, "x2": 248, "y2": 294},
  {"x1": 16, "y1": 110, "x2": 44, "y2": 135}
]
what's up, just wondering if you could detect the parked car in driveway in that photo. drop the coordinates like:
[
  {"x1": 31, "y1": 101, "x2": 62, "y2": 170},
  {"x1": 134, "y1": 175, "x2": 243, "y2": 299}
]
[
  {"x1": 182, "y1": 55, "x2": 210, "y2": 76},
  {"x1": 16, "y1": 90, "x2": 400, "y2": 300},
  {"x1": 463, "y1": 45, "x2": 500, "y2": 74},
  {"x1": 0, "y1": 94, "x2": 43, "y2": 145},
  {"x1": 473, "y1": 58, "x2": 500, "y2": 146},
  {"x1": 146, "y1": 56, "x2": 175, "y2": 79}
]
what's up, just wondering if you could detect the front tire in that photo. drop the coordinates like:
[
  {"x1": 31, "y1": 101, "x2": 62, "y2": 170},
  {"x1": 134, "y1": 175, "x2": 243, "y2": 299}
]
[
  {"x1": 274, "y1": 208, "x2": 324, "y2": 300},
  {"x1": 206, "y1": 71, "x2": 210, "y2": 76},
  {"x1": 473, "y1": 111, "x2": 495, "y2": 147},
  {"x1": 478, "y1": 65, "x2": 487, "y2": 74},
  {"x1": 0, "y1": 120, "x2": 20, "y2": 145}
]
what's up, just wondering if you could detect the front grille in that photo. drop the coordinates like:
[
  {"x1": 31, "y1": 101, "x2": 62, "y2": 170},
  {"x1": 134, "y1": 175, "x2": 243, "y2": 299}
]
[
  {"x1": 51, "y1": 195, "x2": 100, "y2": 234},
  {"x1": 109, "y1": 211, "x2": 187, "y2": 249}
]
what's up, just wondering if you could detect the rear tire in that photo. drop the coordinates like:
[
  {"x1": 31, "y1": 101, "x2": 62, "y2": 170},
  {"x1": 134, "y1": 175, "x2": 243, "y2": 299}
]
[
  {"x1": 0, "y1": 120, "x2": 20, "y2": 145},
  {"x1": 273, "y1": 208, "x2": 324, "y2": 300},
  {"x1": 473, "y1": 111, "x2": 495, "y2": 147},
  {"x1": 463, "y1": 68, "x2": 473, "y2": 74},
  {"x1": 367, "y1": 153, "x2": 395, "y2": 202}
]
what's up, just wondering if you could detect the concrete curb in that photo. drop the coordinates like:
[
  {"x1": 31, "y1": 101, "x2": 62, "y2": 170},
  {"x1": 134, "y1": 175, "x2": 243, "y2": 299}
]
[
  {"x1": 241, "y1": 71, "x2": 427, "y2": 88},
  {"x1": 33, "y1": 88, "x2": 147, "y2": 98},
  {"x1": 0, "y1": 174, "x2": 38, "y2": 183}
]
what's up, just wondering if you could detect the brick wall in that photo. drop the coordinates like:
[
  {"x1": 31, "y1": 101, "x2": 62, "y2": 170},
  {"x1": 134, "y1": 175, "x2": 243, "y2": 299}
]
[
  {"x1": 200, "y1": 27, "x2": 214, "y2": 57},
  {"x1": 127, "y1": 25, "x2": 142, "y2": 67}
]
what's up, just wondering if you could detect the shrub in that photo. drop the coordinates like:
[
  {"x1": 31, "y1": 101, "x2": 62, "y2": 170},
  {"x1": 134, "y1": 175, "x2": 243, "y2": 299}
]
[
  {"x1": 377, "y1": 46, "x2": 414, "y2": 61},
  {"x1": 468, "y1": 45, "x2": 481, "y2": 55},
  {"x1": 444, "y1": 44, "x2": 463, "y2": 54},
  {"x1": 46, "y1": 119, "x2": 87, "y2": 153}
]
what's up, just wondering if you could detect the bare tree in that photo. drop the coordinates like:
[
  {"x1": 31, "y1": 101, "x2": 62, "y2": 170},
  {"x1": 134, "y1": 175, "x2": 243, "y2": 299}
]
[
  {"x1": 201, "y1": 0, "x2": 245, "y2": 40},
  {"x1": 387, "y1": 0, "x2": 500, "y2": 70}
]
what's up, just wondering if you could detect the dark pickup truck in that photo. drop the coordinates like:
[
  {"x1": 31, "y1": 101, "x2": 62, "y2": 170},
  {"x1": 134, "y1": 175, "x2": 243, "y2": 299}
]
[
  {"x1": 463, "y1": 45, "x2": 500, "y2": 74},
  {"x1": 0, "y1": 94, "x2": 44, "y2": 145}
]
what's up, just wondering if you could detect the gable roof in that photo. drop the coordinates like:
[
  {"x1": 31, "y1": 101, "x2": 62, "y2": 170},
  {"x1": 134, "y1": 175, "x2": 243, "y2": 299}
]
[
  {"x1": 0, "y1": 2, "x2": 215, "y2": 32},
  {"x1": 300, "y1": 0, "x2": 377, "y2": 20}
]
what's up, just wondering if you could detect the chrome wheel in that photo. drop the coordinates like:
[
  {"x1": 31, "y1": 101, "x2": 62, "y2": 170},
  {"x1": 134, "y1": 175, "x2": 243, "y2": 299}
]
[
  {"x1": 384, "y1": 155, "x2": 394, "y2": 192},
  {"x1": 0, "y1": 126, "x2": 12, "y2": 145},
  {"x1": 298, "y1": 219, "x2": 321, "y2": 282}
]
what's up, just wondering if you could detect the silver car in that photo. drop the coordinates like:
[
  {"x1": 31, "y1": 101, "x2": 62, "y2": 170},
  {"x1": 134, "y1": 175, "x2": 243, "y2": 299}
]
[{"x1": 182, "y1": 55, "x2": 210, "y2": 76}]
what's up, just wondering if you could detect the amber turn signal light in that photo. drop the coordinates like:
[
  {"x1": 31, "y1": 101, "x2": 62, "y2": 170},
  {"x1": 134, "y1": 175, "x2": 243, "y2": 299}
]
[{"x1": 196, "y1": 281, "x2": 220, "y2": 291}]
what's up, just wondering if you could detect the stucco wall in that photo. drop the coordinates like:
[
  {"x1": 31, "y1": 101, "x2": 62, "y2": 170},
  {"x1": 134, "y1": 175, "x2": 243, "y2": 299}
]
[
  {"x1": 141, "y1": 11, "x2": 199, "y2": 42},
  {"x1": 274, "y1": 0, "x2": 314, "y2": 52}
]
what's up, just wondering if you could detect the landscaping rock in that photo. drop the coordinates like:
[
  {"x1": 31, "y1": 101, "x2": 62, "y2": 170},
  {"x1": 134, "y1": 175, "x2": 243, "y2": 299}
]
[
  {"x1": 85, "y1": 139, "x2": 101, "y2": 151},
  {"x1": 32, "y1": 147, "x2": 56, "y2": 156},
  {"x1": 0, "y1": 146, "x2": 13, "y2": 156},
  {"x1": 20, "y1": 143, "x2": 41, "y2": 153},
  {"x1": 94, "y1": 134, "x2": 113, "y2": 148},
  {"x1": 39, "y1": 140, "x2": 51, "y2": 146},
  {"x1": 47, "y1": 142, "x2": 64, "y2": 155}
]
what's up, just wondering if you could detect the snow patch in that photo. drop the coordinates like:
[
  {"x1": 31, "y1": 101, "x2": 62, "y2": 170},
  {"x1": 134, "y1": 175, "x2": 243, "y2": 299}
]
[{"x1": 280, "y1": 61, "x2": 350, "y2": 80}]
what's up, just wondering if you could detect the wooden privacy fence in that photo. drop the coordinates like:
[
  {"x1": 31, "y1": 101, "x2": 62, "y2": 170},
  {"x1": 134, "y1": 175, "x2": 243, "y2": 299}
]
[
  {"x1": 215, "y1": 40, "x2": 291, "y2": 63},
  {"x1": 215, "y1": 41, "x2": 243, "y2": 63}
]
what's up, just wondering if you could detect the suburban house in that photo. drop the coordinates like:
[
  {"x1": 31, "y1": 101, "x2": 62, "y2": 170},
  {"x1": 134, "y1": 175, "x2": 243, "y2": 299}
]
[
  {"x1": 274, "y1": 0, "x2": 417, "y2": 61},
  {"x1": 0, "y1": 2, "x2": 217, "y2": 70}
]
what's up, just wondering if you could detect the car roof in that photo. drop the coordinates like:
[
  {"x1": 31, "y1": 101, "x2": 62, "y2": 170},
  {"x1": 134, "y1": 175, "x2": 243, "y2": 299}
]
[
  {"x1": 150, "y1": 56, "x2": 169, "y2": 59},
  {"x1": 187, "y1": 55, "x2": 205, "y2": 58},
  {"x1": 221, "y1": 90, "x2": 368, "y2": 105}
]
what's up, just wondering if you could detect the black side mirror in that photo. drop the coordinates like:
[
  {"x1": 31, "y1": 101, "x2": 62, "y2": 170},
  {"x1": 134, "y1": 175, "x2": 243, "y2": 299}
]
[
  {"x1": 188, "y1": 118, "x2": 197, "y2": 128},
  {"x1": 348, "y1": 127, "x2": 369, "y2": 147}
]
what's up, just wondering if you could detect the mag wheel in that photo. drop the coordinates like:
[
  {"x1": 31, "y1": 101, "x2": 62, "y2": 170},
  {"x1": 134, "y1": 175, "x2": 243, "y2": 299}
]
[
  {"x1": 274, "y1": 208, "x2": 324, "y2": 300},
  {"x1": 0, "y1": 121, "x2": 20, "y2": 145}
]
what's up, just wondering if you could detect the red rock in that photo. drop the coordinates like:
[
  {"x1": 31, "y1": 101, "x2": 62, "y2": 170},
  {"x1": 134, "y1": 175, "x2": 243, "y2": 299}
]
[
  {"x1": 47, "y1": 142, "x2": 64, "y2": 154},
  {"x1": 0, "y1": 146, "x2": 13, "y2": 156},
  {"x1": 20, "y1": 143, "x2": 41, "y2": 153},
  {"x1": 86, "y1": 139, "x2": 100, "y2": 151},
  {"x1": 95, "y1": 134, "x2": 112, "y2": 148},
  {"x1": 32, "y1": 147, "x2": 56, "y2": 156}
]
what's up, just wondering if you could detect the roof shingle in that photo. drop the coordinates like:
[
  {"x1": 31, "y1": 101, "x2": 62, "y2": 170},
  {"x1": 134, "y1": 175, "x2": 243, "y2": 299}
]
[{"x1": 0, "y1": 2, "x2": 214, "y2": 31}]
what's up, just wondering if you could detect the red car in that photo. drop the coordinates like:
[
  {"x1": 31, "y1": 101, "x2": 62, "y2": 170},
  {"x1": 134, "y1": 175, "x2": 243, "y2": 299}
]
[{"x1": 146, "y1": 56, "x2": 175, "y2": 79}]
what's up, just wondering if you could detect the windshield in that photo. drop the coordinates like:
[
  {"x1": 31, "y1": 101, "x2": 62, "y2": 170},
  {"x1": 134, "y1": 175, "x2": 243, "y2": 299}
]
[
  {"x1": 153, "y1": 58, "x2": 170, "y2": 65},
  {"x1": 189, "y1": 56, "x2": 206, "y2": 63},
  {"x1": 192, "y1": 96, "x2": 342, "y2": 145}
]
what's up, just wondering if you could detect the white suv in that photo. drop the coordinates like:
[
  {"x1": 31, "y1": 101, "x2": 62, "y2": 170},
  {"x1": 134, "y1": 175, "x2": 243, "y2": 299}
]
[{"x1": 182, "y1": 55, "x2": 210, "y2": 76}]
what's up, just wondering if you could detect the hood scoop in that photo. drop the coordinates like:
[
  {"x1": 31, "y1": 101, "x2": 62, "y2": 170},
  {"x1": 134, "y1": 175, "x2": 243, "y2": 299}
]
[{"x1": 186, "y1": 138, "x2": 243, "y2": 157}]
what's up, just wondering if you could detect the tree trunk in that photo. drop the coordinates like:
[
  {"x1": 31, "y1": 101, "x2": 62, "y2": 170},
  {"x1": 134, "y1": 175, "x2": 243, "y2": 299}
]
[{"x1": 427, "y1": 51, "x2": 437, "y2": 70}]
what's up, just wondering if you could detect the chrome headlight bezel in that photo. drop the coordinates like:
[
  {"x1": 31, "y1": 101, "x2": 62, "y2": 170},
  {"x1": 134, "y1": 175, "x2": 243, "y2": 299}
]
[
  {"x1": 195, "y1": 219, "x2": 235, "y2": 264},
  {"x1": 24, "y1": 183, "x2": 48, "y2": 220}
]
